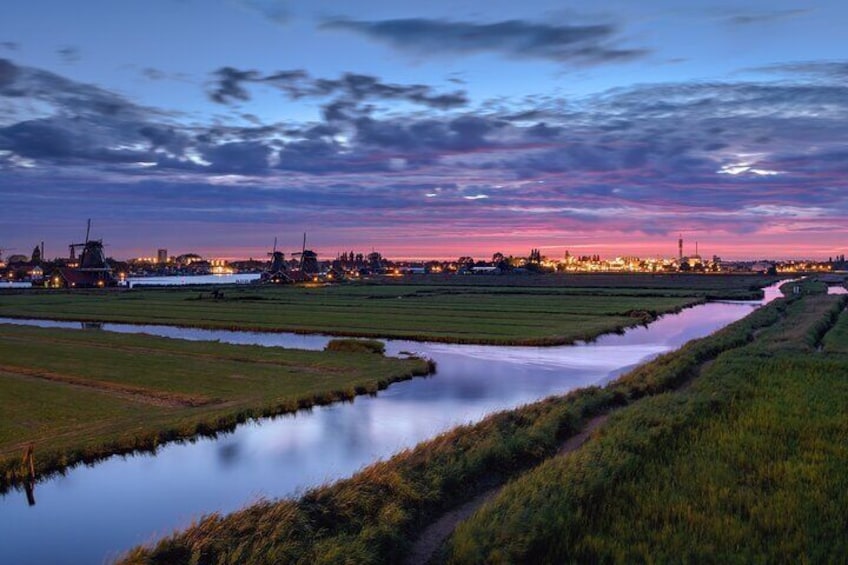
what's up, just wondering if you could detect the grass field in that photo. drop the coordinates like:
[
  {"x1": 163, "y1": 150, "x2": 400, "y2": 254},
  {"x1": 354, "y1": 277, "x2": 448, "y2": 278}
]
[
  {"x1": 0, "y1": 325, "x2": 431, "y2": 490},
  {"x1": 0, "y1": 276, "x2": 774, "y2": 345},
  {"x1": 445, "y1": 293, "x2": 848, "y2": 563},
  {"x1": 381, "y1": 273, "x2": 779, "y2": 295},
  {"x1": 121, "y1": 283, "x2": 802, "y2": 564}
]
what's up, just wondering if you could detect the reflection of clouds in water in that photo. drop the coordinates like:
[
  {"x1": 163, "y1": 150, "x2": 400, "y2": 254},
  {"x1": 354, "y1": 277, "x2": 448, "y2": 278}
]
[
  {"x1": 416, "y1": 343, "x2": 667, "y2": 371},
  {"x1": 216, "y1": 442, "x2": 240, "y2": 468}
]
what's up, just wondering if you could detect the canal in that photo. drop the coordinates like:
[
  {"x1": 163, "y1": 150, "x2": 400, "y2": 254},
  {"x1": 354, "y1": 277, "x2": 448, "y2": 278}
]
[{"x1": 0, "y1": 286, "x2": 782, "y2": 564}]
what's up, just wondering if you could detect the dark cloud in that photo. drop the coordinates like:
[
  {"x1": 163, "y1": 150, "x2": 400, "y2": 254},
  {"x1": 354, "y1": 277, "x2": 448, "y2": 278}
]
[
  {"x1": 524, "y1": 122, "x2": 562, "y2": 140},
  {"x1": 139, "y1": 67, "x2": 192, "y2": 82},
  {"x1": 0, "y1": 118, "x2": 154, "y2": 164},
  {"x1": 321, "y1": 18, "x2": 649, "y2": 65},
  {"x1": 57, "y1": 46, "x2": 80, "y2": 63},
  {"x1": 208, "y1": 66, "x2": 261, "y2": 103},
  {"x1": 1, "y1": 41, "x2": 18, "y2": 51},
  {"x1": 0, "y1": 59, "x2": 144, "y2": 120},
  {"x1": 352, "y1": 114, "x2": 499, "y2": 155},
  {"x1": 0, "y1": 59, "x2": 180, "y2": 168},
  {"x1": 0, "y1": 58, "x2": 18, "y2": 88},
  {"x1": 724, "y1": 8, "x2": 812, "y2": 25},
  {"x1": 203, "y1": 141, "x2": 272, "y2": 174},
  {"x1": 208, "y1": 67, "x2": 468, "y2": 110},
  {"x1": 3, "y1": 58, "x2": 848, "y2": 249},
  {"x1": 142, "y1": 67, "x2": 167, "y2": 81},
  {"x1": 748, "y1": 60, "x2": 848, "y2": 81}
]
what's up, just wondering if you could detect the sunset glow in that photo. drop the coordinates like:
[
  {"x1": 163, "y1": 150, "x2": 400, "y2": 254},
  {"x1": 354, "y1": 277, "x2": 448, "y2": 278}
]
[{"x1": 2, "y1": 1, "x2": 847, "y2": 261}]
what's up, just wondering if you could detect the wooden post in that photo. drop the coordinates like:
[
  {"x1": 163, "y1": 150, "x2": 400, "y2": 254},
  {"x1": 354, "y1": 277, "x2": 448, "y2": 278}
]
[{"x1": 21, "y1": 443, "x2": 35, "y2": 480}]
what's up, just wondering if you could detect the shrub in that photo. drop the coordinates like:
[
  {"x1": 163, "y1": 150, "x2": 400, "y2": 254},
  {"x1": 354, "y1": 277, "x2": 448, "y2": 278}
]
[{"x1": 325, "y1": 338, "x2": 386, "y2": 355}]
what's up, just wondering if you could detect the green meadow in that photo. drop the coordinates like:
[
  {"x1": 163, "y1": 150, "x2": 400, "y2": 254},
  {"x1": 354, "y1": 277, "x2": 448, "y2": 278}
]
[
  {"x1": 0, "y1": 275, "x2": 774, "y2": 345},
  {"x1": 0, "y1": 325, "x2": 430, "y2": 490}
]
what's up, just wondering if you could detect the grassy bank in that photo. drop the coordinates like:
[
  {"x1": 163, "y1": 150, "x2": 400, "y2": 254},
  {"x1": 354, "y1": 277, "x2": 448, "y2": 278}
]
[
  {"x1": 445, "y1": 293, "x2": 848, "y2": 563},
  {"x1": 121, "y1": 288, "x2": 792, "y2": 564},
  {"x1": 0, "y1": 279, "x2": 760, "y2": 345},
  {"x1": 0, "y1": 324, "x2": 431, "y2": 490}
]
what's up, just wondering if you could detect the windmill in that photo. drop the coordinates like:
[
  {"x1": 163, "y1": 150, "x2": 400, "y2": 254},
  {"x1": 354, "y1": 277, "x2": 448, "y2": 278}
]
[
  {"x1": 260, "y1": 236, "x2": 291, "y2": 283},
  {"x1": 291, "y1": 232, "x2": 319, "y2": 275},
  {"x1": 55, "y1": 219, "x2": 117, "y2": 288}
]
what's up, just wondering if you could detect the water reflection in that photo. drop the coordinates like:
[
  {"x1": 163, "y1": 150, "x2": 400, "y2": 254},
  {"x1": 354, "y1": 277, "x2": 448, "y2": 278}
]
[
  {"x1": 127, "y1": 273, "x2": 260, "y2": 288},
  {"x1": 23, "y1": 479, "x2": 36, "y2": 507},
  {"x1": 0, "y1": 289, "x2": 778, "y2": 565}
]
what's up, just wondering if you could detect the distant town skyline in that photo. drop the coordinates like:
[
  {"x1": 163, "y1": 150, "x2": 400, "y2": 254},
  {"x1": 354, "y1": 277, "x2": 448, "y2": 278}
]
[
  {"x1": 2, "y1": 231, "x2": 839, "y2": 264},
  {"x1": 2, "y1": 1, "x2": 847, "y2": 260}
]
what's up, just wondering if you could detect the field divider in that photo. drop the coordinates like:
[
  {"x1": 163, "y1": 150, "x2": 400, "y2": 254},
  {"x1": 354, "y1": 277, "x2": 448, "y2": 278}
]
[{"x1": 0, "y1": 364, "x2": 215, "y2": 408}]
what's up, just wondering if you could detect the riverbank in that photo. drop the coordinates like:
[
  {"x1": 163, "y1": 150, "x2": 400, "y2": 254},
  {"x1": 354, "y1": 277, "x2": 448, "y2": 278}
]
[
  {"x1": 445, "y1": 292, "x2": 848, "y2": 562},
  {"x1": 0, "y1": 327, "x2": 432, "y2": 491},
  {"x1": 0, "y1": 279, "x2": 770, "y2": 345},
  {"x1": 121, "y1": 288, "x2": 800, "y2": 563}
]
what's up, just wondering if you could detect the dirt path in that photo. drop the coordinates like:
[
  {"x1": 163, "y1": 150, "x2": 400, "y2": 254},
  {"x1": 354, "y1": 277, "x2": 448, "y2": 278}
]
[{"x1": 405, "y1": 413, "x2": 610, "y2": 565}]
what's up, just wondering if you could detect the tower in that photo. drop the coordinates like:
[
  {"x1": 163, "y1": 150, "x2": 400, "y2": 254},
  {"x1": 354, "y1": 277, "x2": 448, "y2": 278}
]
[{"x1": 678, "y1": 234, "x2": 683, "y2": 262}]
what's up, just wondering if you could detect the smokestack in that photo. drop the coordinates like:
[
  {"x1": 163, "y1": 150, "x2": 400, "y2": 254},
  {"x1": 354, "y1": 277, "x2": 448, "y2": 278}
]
[
  {"x1": 41, "y1": 241, "x2": 44, "y2": 261},
  {"x1": 678, "y1": 234, "x2": 683, "y2": 261}
]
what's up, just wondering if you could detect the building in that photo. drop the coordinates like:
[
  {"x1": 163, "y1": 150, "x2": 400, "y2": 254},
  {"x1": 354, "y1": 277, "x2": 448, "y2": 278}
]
[
  {"x1": 51, "y1": 222, "x2": 118, "y2": 288},
  {"x1": 52, "y1": 243, "x2": 118, "y2": 286},
  {"x1": 157, "y1": 248, "x2": 168, "y2": 264}
]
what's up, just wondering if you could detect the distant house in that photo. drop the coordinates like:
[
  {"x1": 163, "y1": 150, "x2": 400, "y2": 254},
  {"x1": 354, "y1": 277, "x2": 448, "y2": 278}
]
[{"x1": 52, "y1": 267, "x2": 116, "y2": 288}]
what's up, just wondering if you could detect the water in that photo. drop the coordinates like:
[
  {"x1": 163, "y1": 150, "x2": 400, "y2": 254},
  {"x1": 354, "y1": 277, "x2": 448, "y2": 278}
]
[
  {"x1": 0, "y1": 281, "x2": 33, "y2": 289},
  {"x1": 127, "y1": 273, "x2": 260, "y2": 288},
  {"x1": 827, "y1": 285, "x2": 848, "y2": 295},
  {"x1": 0, "y1": 288, "x2": 779, "y2": 564}
]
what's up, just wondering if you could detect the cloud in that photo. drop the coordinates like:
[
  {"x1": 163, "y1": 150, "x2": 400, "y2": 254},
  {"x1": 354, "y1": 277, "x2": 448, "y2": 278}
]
[
  {"x1": 321, "y1": 18, "x2": 649, "y2": 65},
  {"x1": 0, "y1": 58, "x2": 18, "y2": 88},
  {"x1": 207, "y1": 66, "x2": 469, "y2": 109},
  {"x1": 3, "y1": 58, "x2": 848, "y2": 256},
  {"x1": 208, "y1": 66, "x2": 261, "y2": 103},
  {"x1": 57, "y1": 46, "x2": 81, "y2": 63},
  {"x1": 723, "y1": 8, "x2": 812, "y2": 26},
  {"x1": 1, "y1": 42, "x2": 18, "y2": 51},
  {"x1": 203, "y1": 141, "x2": 272, "y2": 174},
  {"x1": 236, "y1": 0, "x2": 290, "y2": 25},
  {"x1": 748, "y1": 60, "x2": 848, "y2": 81}
]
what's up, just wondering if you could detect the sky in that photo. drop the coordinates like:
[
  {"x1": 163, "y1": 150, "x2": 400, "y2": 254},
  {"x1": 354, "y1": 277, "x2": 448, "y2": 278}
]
[{"x1": 1, "y1": 0, "x2": 847, "y2": 261}]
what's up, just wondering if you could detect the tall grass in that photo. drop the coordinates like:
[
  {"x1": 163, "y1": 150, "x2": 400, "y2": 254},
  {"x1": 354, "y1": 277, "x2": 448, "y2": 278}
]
[{"x1": 445, "y1": 294, "x2": 848, "y2": 563}]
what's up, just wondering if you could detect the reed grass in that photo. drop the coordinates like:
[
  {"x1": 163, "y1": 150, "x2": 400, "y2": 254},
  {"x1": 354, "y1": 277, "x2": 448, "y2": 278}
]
[{"x1": 445, "y1": 294, "x2": 848, "y2": 563}]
